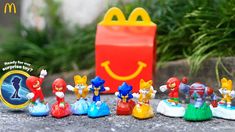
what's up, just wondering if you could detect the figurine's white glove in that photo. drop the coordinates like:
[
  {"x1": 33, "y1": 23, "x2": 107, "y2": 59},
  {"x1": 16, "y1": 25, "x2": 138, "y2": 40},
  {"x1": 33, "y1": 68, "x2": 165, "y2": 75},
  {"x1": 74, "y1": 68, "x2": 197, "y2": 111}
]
[
  {"x1": 230, "y1": 90, "x2": 235, "y2": 98},
  {"x1": 105, "y1": 87, "x2": 110, "y2": 91},
  {"x1": 160, "y1": 85, "x2": 167, "y2": 92},
  {"x1": 151, "y1": 93, "x2": 155, "y2": 99},
  {"x1": 40, "y1": 69, "x2": 47, "y2": 78},
  {"x1": 67, "y1": 85, "x2": 74, "y2": 91},
  {"x1": 55, "y1": 92, "x2": 64, "y2": 98},
  {"x1": 151, "y1": 86, "x2": 157, "y2": 94},
  {"x1": 219, "y1": 88, "x2": 223, "y2": 94},
  {"x1": 133, "y1": 93, "x2": 139, "y2": 98},
  {"x1": 26, "y1": 92, "x2": 34, "y2": 99},
  {"x1": 87, "y1": 85, "x2": 92, "y2": 90},
  {"x1": 115, "y1": 92, "x2": 119, "y2": 97}
]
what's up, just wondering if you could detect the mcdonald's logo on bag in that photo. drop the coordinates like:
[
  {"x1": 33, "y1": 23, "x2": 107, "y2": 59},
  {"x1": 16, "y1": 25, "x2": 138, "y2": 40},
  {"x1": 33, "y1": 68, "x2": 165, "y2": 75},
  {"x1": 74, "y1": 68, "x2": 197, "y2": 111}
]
[
  {"x1": 4, "y1": 3, "x2": 17, "y2": 14},
  {"x1": 95, "y1": 7, "x2": 157, "y2": 93}
]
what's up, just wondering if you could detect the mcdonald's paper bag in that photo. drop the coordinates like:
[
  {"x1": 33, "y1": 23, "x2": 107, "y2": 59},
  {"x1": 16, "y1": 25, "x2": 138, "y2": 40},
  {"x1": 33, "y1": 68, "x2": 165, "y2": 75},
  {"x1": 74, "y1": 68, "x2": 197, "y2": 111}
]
[{"x1": 95, "y1": 7, "x2": 157, "y2": 93}]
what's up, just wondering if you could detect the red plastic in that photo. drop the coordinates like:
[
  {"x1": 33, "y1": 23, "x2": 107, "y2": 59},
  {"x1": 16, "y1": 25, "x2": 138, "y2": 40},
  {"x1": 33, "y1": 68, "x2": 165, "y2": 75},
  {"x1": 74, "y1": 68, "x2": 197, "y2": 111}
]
[
  {"x1": 26, "y1": 76, "x2": 45, "y2": 102},
  {"x1": 166, "y1": 77, "x2": 181, "y2": 99},
  {"x1": 116, "y1": 100, "x2": 136, "y2": 115},
  {"x1": 51, "y1": 78, "x2": 71, "y2": 118},
  {"x1": 211, "y1": 100, "x2": 218, "y2": 108},
  {"x1": 96, "y1": 26, "x2": 156, "y2": 93},
  {"x1": 51, "y1": 102, "x2": 71, "y2": 118}
]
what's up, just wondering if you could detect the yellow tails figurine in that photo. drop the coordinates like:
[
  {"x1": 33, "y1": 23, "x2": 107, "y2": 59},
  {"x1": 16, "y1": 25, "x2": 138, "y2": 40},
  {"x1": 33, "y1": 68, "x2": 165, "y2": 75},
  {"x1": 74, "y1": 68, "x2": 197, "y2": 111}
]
[
  {"x1": 210, "y1": 77, "x2": 235, "y2": 120},
  {"x1": 219, "y1": 78, "x2": 234, "y2": 107},
  {"x1": 132, "y1": 79, "x2": 156, "y2": 119},
  {"x1": 67, "y1": 75, "x2": 90, "y2": 115}
]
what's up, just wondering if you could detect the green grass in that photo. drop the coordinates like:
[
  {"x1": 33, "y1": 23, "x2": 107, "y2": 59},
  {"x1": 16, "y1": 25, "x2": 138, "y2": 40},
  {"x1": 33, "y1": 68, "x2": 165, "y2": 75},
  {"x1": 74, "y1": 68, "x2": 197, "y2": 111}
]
[{"x1": 1, "y1": 0, "x2": 235, "y2": 75}]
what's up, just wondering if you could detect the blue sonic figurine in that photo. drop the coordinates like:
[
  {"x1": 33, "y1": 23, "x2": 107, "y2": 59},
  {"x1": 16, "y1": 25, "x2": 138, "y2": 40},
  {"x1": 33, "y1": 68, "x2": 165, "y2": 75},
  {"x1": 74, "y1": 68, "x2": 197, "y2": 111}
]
[
  {"x1": 115, "y1": 82, "x2": 135, "y2": 115},
  {"x1": 87, "y1": 76, "x2": 110, "y2": 118}
]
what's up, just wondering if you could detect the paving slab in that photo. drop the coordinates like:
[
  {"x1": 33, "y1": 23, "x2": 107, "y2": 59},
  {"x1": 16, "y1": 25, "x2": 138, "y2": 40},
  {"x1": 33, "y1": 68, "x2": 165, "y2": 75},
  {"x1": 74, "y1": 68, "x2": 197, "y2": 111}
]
[{"x1": 0, "y1": 95, "x2": 235, "y2": 132}]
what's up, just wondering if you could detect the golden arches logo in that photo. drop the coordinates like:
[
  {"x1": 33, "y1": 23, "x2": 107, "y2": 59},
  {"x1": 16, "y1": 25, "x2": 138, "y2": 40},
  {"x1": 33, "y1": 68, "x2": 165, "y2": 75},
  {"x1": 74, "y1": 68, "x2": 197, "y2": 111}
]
[
  {"x1": 4, "y1": 3, "x2": 17, "y2": 14},
  {"x1": 101, "y1": 61, "x2": 147, "y2": 81}
]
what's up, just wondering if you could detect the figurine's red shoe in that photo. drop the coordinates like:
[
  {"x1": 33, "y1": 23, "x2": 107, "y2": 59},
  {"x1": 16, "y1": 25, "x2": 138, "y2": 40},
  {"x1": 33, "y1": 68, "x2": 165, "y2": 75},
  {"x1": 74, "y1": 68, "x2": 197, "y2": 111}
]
[
  {"x1": 116, "y1": 100, "x2": 136, "y2": 115},
  {"x1": 51, "y1": 102, "x2": 71, "y2": 118}
]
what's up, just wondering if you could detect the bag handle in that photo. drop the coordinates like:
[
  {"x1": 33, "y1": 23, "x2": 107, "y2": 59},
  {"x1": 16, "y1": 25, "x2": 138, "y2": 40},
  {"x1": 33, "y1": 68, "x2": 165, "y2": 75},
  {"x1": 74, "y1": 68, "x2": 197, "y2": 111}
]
[{"x1": 99, "y1": 7, "x2": 155, "y2": 26}]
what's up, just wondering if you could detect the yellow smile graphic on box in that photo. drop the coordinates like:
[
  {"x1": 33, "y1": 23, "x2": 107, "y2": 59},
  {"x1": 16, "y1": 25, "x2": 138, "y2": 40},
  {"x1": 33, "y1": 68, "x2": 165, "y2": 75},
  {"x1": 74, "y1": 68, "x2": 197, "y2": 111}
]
[{"x1": 101, "y1": 61, "x2": 147, "y2": 81}]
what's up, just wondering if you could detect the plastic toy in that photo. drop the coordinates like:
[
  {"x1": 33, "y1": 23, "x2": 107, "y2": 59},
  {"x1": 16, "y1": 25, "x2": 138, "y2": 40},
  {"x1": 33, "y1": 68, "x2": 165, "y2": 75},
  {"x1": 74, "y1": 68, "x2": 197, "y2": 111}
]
[
  {"x1": 132, "y1": 79, "x2": 156, "y2": 119},
  {"x1": 26, "y1": 69, "x2": 50, "y2": 116},
  {"x1": 181, "y1": 82, "x2": 217, "y2": 121},
  {"x1": 157, "y1": 77, "x2": 188, "y2": 117},
  {"x1": 51, "y1": 78, "x2": 71, "y2": 118},
  {"x1": 87, "y1": 76, "x2": 110, "y2": 118},
  {"x1": 67, "y1": 75, "x2": 90, "y2": 115},
  {"x1": 115, "y1": 82, "x2": 135, "y2": 115},
  {"x1": 210, "y1": 78, "x2": 235, "y2": 120}
]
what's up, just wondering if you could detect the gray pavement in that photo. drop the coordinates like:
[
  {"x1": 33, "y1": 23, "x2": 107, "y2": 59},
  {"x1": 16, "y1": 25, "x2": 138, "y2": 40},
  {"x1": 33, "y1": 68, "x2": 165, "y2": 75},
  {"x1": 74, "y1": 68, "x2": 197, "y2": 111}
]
[{"x1": 1, "y1": 95, "x2": 235, "y2": 132}]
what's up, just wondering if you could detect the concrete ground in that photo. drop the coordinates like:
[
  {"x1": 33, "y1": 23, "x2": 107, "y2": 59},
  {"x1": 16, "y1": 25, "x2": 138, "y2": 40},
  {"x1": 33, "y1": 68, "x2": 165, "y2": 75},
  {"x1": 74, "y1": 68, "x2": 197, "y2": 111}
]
[{"x1": 1, "y1": 95, "x2": 235, "y2": 132}]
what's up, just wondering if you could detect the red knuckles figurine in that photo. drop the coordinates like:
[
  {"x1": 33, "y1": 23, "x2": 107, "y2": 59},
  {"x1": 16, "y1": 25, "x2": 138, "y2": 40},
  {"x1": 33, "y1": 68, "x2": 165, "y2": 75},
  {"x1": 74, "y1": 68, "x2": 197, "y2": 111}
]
[
  {"x1": 26, "y1": 69, "x2": 47, "y2": 104},
  {"x1": 51, "y1": 78, "x2": 71, "y2": 118},
  {"x1": 160, "y1": 77, "x2": 188, "y2": 105},
  {"x1": 26, "y1": 69, "x2": 50, "y2": 116}
]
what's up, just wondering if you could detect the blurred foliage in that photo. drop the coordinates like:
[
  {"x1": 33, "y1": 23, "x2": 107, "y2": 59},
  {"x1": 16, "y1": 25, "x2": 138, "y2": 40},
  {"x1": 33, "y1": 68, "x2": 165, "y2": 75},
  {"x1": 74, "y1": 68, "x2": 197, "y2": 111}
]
[
  {"x1": 0, "y1": 0, "x2": 96, "y2": 74},
  {"x1": 117, "y1": 0, "x2": 235, "y2": 74},
  {"x1": 1, "y1": 0, "x2": 235, "y2": 74}
]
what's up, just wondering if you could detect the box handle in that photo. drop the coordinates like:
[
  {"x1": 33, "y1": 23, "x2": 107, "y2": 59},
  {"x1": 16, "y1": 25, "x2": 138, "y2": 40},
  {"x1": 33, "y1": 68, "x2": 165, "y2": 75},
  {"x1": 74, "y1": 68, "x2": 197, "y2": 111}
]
[
  {"x1": 99, "y1": 7, "x2": 126, "y2": 26},
  {"x1": 99, "y1": 7, "x2": 155, "y2": 26},
  {"x1": 128, "y1": 8, "x2": 153, "y2": 26}
]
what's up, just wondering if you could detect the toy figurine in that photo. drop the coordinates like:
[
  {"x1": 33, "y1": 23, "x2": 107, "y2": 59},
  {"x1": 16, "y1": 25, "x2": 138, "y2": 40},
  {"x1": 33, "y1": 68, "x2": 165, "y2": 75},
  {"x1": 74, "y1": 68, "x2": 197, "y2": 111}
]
[
  {"x1": 115, "y1": 82, "x2": 135, "y2": 115},
  {"x1": 132, "y1": 79, "x2": 156, "y2": 119},
  {"x1": 157, "y1": 77, "x2": 188, "y2": 117},
  {"x1": 210, "y1": 78, "x2": 235, "y2": 120},
  {"x1": 181, "y1": 82, "x2": 217, "y2": 121},
  {"x1": 67, "y1": 75, "x2": 90, "y2": 115},
  {"x1": 51, "y1": 78, "x2": 71, "y2": 118},
  {"x1": 87, "y1": 76, "x2": 110, "y2": 118},
  {"x1": 26, "y1": 69, "x2": 50, "y2": 116}
]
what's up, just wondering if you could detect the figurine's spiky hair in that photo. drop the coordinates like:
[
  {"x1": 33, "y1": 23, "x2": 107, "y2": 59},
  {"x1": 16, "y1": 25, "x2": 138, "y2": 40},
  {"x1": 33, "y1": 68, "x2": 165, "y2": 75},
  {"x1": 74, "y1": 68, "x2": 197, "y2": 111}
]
[
  {"x1": 118, "y1": 82, "x2": 132, "y2": 93},
  {"x1": 91, "y1": 76, "x2": 105, "y2": 87},
  {"x1": 221, "y1": 77, "x2": 232, "y2": 90},
  {"x1": 74, "y1": 75, "x2": 87, "y2": 85},
  {"x1": 139, "y1": 79, "x2": 152, "y2": 90}
]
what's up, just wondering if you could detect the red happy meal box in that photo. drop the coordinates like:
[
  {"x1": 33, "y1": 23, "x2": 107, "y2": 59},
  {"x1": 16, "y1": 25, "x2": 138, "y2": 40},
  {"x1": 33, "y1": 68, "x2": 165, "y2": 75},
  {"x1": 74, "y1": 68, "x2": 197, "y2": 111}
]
[{"x1": 95, "y1": 7, "x2": 157, "y2": 93}]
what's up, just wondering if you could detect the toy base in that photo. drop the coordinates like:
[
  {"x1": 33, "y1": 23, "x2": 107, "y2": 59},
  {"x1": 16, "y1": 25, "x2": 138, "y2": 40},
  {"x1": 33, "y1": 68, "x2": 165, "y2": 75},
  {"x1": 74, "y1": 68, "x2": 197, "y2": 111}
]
[
  {"x1": 156, "y1": 99, "x2": 185, "y2": 117},
  {"x1": 51, "y1": 102, "x2": 71, "y2": 118},
  {"x1": 132, "y1": 103, "x2": 154, "y2": 119},
  {"x1": 184, "y1": 103, "x2": 212, "y2": 121},
  {"x1": 210, "y1": 104, "x2": 235, "y2": 120},
  {"x1": 28, "y1": 100, "x2": 50, "y2": 117},
  {"x1": 71, "y1": 99, "x2": 91, "y2": 115},
  {"x1": 87, "y1": 102, "x2": 110, "y2": 118},
  {"x1": 116, "y1": 100, "x2": 135, "y2": 115}
]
